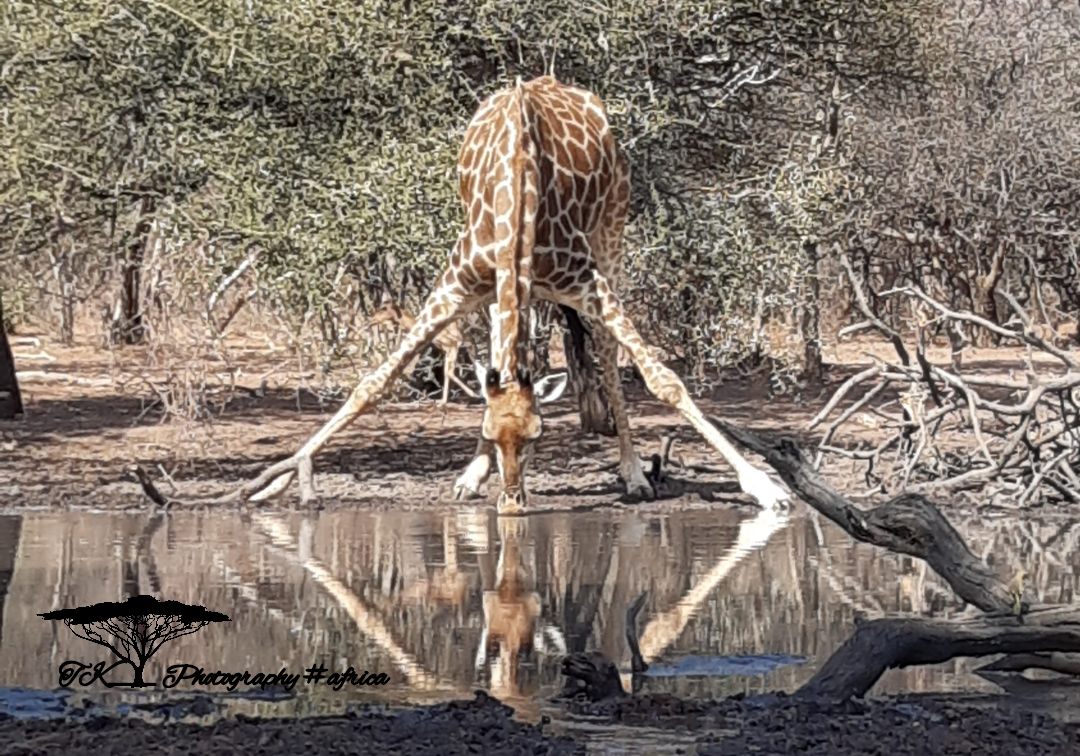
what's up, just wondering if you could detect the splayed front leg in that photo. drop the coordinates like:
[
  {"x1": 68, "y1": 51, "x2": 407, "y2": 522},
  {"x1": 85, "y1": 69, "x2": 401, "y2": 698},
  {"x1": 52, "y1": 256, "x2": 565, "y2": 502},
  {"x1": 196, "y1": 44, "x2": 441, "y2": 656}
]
[
  {"x1": 454, "y1": 439, "x2": 494, "y2": 500},
  {"x1": 135, "y1": 271, "x2": 477, "y2": 508},
  {"x1": 576, "y1": 273, "x2": 791, "y2": 510}
]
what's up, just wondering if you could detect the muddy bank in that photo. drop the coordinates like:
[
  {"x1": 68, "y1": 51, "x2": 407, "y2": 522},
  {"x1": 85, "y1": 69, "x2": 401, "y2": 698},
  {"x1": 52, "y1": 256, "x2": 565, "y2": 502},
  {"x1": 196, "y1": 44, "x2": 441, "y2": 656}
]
[
  {"x1": 1, "y1": 692, "x2": 581, "y2": 756},
  {"x1": 564, "y1": 692, "x2": 1080, "y2": 755},
  {"x1": 4, "y1": 690, "x2": 1079, "y2": 755}
]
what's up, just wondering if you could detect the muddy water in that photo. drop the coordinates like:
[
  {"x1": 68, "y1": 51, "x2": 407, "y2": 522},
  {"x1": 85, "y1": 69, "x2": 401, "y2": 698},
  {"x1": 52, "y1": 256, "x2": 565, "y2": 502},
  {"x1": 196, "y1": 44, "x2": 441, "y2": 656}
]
[{"x1": 0, "y1": 506, "x2": 1075, "y2": 724}]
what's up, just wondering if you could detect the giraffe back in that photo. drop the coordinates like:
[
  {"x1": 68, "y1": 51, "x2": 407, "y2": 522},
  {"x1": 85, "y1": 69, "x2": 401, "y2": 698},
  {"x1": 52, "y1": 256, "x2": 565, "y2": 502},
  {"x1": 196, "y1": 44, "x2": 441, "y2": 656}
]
[{"x1": 454, "y1": 76, "x2": 631, "y2": 361}]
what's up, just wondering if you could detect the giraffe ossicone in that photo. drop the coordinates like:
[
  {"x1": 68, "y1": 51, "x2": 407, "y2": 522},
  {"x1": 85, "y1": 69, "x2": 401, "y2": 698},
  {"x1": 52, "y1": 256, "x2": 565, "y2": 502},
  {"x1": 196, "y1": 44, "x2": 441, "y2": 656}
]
[{"x1": 214, "y1": 75, "x2": 790, "y2": 513}]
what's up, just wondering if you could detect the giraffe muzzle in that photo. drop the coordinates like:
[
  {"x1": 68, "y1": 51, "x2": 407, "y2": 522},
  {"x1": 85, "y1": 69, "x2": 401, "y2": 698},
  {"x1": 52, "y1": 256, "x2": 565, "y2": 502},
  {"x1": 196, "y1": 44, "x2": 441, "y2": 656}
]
[{"x1": 497, "y1": 487, "x2": 527, "y2": 515}]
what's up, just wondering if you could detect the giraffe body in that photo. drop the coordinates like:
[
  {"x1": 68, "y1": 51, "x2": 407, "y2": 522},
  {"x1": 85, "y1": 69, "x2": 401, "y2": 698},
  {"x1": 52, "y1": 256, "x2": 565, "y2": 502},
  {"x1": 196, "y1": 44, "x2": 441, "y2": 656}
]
[{"x1": 221, "y1": 75, "x2": 790, "y2": 513}]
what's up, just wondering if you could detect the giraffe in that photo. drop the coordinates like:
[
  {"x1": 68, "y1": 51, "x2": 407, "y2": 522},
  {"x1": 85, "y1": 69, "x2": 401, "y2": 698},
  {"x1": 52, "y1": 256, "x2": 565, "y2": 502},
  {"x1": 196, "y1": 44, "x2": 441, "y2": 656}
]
[
  {"x1": 200, "y1": 75, "x2": 790, "y2": 514},
  {"x1": 367, "y1": 299, "x2": 476, "y2": 404},
  {"x1": 476, "y1": 517, "x2": 565, "y2": 705}
]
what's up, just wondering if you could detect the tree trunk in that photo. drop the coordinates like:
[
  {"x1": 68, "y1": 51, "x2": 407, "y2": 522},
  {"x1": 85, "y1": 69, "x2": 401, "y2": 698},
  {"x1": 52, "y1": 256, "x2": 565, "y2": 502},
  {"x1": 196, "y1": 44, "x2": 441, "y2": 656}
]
[
  {"x1": 131, "y1": 665, "x2": 146, "y2": 686},
  {"x1": 800, "y1": 241, "x2": 825, "y2": 383},
  {"x1": 0, "y1": 294, "x2": 24, "y2": 419},
  {"x1": 112, "y1": 197, "x2": 155, "y2": 345},
  {"x1": 970, "y1": 243, "x2": 1006, "y2": 347},
  {"x1": 560, "y1": 305, "x2": 615, "y2": 436}
]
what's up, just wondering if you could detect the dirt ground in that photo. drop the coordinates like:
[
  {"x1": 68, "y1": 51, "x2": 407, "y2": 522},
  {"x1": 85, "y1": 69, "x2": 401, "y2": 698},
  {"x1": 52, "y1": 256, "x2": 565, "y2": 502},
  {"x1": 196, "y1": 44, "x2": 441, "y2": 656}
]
[
  {"x1": 2, "y1": 690, "x2": 1078, "y2": 755},
  {"x1": 4, "y1": 334, "x2": 1080, "y2": 754},
  {"x1": 8, "y1": 334, "x2": 1069, "y2": 511},
  {"x1": 1, "y1": 335, "x2": 840, "y2": 512}
]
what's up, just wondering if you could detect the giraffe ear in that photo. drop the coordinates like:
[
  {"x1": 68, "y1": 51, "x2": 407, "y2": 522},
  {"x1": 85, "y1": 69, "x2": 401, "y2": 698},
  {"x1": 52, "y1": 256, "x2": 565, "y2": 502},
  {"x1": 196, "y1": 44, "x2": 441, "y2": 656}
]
[
  {"x1": 474, "y1": 361, "x2": 489, "y2": 396},
  {"x1": 533, "y1": 371, "x2": 569, "y2": 405}
]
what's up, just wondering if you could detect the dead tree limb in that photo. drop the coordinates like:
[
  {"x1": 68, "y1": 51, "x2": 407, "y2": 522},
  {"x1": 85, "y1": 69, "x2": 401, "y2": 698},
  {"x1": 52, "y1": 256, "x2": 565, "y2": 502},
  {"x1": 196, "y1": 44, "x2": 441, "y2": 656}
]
[
  {"x1": 709, "y1": 419, "x2": 1014, "y2": 612},
  {"x1": 975, "y1": 651, "x2": 1080, "y2": 677},
  {"x1": 819, "y1": 265, "x2": 1080, "y2": 507},
  {"x1": 797, "y1": 607, "x2": 1080, "y2": 702},
  {"x1": 710, "y1": 418, "x2": 1080, "y2": 698}
]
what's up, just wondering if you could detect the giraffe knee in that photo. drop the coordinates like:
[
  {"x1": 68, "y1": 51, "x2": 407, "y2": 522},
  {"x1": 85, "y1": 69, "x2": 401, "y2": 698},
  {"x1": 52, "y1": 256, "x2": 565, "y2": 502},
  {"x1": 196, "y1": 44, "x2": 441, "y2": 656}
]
[{"x1": 647, "y1": 366, "x2": 686, "y2": 406}]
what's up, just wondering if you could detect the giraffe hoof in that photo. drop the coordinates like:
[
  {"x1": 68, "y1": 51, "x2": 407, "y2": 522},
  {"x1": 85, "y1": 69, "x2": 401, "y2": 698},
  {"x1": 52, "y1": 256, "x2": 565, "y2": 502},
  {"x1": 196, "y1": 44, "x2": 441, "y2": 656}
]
[
  {"x1": 453, "y1": 480, "x2": 484, "y2": 501},
  {"x1": 622, "y1": 462, "x2": 656, "y2": 501},
  {"x1": 739, "y1": 468, "x2": 790, "y2": 510}
]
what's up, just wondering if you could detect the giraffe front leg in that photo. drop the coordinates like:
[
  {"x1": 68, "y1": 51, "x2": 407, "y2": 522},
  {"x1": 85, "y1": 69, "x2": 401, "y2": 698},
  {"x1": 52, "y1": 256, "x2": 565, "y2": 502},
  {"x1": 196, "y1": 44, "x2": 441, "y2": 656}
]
[
  {"x1": 238, "y1": 273, "x2": 474, "y2": 505},
  {"x1": 453, "y1": 438, "x2": 494, "y2": 500},
  {"x1": 589, "y1": 317, "x2": 653, "y2": 499},
  {"x1": 578, "y1": 273, "x2": 790, "y2": 510}
]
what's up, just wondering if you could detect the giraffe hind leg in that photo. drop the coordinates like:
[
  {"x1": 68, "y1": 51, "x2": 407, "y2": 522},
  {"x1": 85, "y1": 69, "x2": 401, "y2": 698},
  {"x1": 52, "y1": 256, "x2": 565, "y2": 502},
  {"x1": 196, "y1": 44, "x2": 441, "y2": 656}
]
[
  {"x1": 575, "y1": 271, "x2": 790, "y2": 509},
  {"x1": 439, "y1": 345, "x2": 458, "y2": 405},
  {"x1": 588, "y1": 315, "x2": 653, "y2": 499}
]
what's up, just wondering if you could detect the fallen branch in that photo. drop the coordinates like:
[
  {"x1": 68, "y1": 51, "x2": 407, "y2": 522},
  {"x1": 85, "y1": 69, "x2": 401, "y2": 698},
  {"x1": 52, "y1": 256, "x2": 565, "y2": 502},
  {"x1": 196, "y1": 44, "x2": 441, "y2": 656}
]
[
  {"x1": 975, "y1": 651, "x2": 1080, "y2": 677},
  {"x1": 798, "y1": 607, "x2": 1080, "y2": 702},
  {"x1": 709, "y1": 417, "x2": 1080, "y2": 698},
  {"x1": 709, "y1": 418, "x2": 1014, "y2": 613},
  {"x1": 820, "y1": 270, "x2": 1080, "y2": 507}
]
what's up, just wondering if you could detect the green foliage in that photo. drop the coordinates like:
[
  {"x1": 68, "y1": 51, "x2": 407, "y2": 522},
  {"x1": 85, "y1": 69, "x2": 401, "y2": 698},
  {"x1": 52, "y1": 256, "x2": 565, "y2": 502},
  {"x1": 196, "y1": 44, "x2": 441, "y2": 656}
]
[{"x1": 9, "y1": 0, "x2": 1066, "y2": 382}]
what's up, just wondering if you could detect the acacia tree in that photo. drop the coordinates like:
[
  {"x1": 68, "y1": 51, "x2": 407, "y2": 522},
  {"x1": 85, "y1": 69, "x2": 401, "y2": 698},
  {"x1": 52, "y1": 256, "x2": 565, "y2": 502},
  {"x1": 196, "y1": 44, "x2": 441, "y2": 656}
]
[
  {"x1": 39, "y1": 594, "x2": 229, "y2": 687},
  {"x1": 833, "y1": 0, "x2": 1080, "y2": 344},
  {"x1": 1, "y1": 0, "x2": 941, "y2": 380}
]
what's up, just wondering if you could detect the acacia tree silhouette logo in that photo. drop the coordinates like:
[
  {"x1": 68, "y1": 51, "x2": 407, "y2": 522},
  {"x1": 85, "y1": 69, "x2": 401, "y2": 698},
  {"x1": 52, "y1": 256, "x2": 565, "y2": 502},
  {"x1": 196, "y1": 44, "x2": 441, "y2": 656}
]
[{"x1": 39, "y1": 594, "x2": 230, "y2": 687}]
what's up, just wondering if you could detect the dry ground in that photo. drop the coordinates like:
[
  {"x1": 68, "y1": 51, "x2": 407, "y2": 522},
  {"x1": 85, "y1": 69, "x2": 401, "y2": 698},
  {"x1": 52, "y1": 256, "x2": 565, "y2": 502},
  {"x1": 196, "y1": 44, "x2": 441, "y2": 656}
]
[
  {"x1": 4, "y1": 333, "x2": 1080, "y2": 754},
  {"x1": 6, "y1": 332, "x2": 1071, "y2": 512}
]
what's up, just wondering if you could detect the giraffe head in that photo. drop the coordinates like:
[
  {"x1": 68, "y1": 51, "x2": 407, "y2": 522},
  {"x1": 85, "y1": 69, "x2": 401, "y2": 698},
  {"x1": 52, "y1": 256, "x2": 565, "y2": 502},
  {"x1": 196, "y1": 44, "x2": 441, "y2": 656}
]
[{"x1": 475, "y1": 361, "x2": 568, "y2": 513}]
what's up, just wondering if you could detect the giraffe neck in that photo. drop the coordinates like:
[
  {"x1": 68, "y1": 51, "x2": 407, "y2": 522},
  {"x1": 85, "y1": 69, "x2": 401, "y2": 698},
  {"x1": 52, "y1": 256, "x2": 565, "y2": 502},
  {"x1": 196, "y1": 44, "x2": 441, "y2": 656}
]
[{"x1": 492, "y1": 79, "x2": 537, "y2": 379}]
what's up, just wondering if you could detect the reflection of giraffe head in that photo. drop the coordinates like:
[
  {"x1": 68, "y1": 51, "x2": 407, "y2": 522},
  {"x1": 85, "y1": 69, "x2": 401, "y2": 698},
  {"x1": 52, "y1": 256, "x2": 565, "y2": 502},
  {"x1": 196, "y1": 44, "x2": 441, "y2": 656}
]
[
  {"x1": 476, "y1": 363, "x2": 567, "y2": 513},
  {"x1": 478, "y1": 517, "x2": 565, "y2": 702}
]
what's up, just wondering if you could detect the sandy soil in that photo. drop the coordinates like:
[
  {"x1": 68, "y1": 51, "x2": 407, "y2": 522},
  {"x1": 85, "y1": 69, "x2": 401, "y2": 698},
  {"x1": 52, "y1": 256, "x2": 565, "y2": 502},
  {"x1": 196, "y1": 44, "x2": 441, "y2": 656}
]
[
  {"x1": 2, "y1": 335, "x2": 841, "y2": 512},
  {"x1": 4, "y1": 335, "x2": 1080, "y2": 754}
]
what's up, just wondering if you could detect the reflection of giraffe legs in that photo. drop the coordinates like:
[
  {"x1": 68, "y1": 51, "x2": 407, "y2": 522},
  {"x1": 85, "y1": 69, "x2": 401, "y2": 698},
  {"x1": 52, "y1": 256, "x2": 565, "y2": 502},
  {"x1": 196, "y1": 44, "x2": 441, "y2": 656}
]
[
  {"x1": 622, "y1": 506, "x2": 789, "y2": 692},
  {"x1": 242, "y1": 271, "x2": 476, "y2": 504},
  {"x1": 590, "y1": 317, "x2": 653, "y2": 498},
  {"x1": 575, "y1": 272, "x2": 790, "y2": 509}
]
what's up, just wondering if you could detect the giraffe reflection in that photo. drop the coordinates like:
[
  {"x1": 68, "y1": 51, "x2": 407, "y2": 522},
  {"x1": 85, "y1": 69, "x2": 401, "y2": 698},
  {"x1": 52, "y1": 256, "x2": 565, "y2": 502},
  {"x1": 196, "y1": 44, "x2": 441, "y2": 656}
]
[{"x1": 475, "y1": 517, "x2": 566, "y2": 705}]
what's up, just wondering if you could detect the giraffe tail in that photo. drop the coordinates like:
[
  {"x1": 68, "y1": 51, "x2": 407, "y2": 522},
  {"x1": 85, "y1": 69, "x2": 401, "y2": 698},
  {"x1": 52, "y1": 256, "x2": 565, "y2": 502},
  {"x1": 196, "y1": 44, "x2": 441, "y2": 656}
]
[{"x1": 514, "y1": 79, "x2": 538, "y2": 312}]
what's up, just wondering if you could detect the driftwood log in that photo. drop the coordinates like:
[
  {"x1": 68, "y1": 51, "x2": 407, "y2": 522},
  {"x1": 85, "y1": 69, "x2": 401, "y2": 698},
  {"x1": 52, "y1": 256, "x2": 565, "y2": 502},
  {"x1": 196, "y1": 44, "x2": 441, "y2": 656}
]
[
  {"x1": 560, "y1": 592, "x2": 649, "y2": 701},
  {"x1": 711, "y1": 417, "x2": 1080, "y2": 702},
  {"x1": 0, "y1": 295, "x2": 24, "y2": 419},
  {"x1": 798, "y1": 607, "x2": 1080, "y2": 701}
]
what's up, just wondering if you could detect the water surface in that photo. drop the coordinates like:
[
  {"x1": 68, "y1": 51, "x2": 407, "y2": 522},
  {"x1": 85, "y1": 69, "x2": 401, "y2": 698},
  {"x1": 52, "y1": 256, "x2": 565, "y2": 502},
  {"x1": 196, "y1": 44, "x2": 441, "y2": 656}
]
[{"x1": 0, "y1": 505, "x2": 1074, "y2": 722}]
